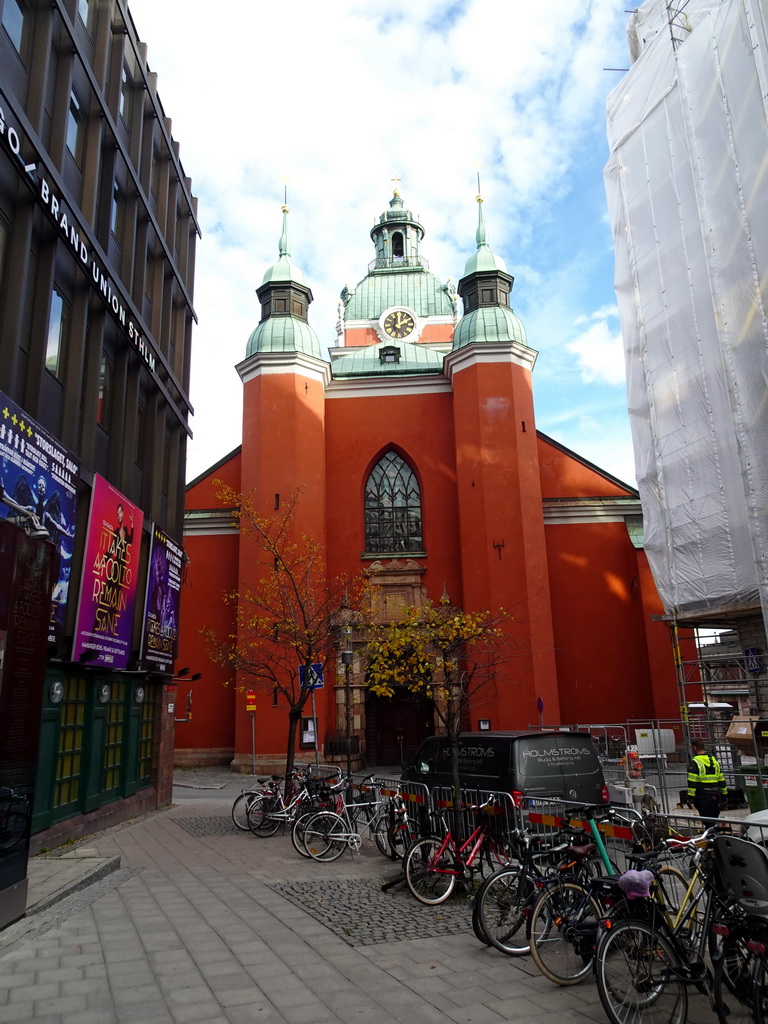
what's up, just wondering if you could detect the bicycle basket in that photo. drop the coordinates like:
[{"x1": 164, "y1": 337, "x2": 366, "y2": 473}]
[{"x1": 631, "y1": 814, "x2": 670, "y2": 852}]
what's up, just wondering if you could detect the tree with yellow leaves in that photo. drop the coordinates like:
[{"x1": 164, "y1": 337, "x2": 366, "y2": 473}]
[
  {"x1": 202, "y1": 488, "x2": 370, "y2": 790},
  {"x1": 365, "y1": 598, "x2": 509, "y2": 833}
]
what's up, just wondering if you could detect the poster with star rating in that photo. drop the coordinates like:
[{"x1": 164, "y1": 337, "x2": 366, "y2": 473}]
[{"x1": 0, "y1": 392, "x2": 80, "y2": 646}]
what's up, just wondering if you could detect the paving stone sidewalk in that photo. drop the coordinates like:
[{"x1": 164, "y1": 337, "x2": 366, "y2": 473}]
[{"x1": 0, "y1": 770, "x2": 713, "y2": 1023}]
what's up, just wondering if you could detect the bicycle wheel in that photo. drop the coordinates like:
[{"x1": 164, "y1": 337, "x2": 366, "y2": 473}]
[
  {"x1": 246, "y1": 794, "x2": 281, "y2": 837},
  {"x1": 290, "y1": 809, "x2": 319, "y2": 858},
  {"x1": 232, "y1": 792, "x2": 262, "y2": 831},
  {"x1": 713, "y1": 926, "x2": 764, "y2": 1024},
  {"x1": 303, "y1": 812, "x2": 348, "y2": 862},
  {"x1": 529, "y1": 880, "x2": 602, "y2": 985},
  {"x1": 595, "y1": 917, "x2": 688, "y2": 1024},
  {"x1": 750, "y1": 944, "x2": 768, "y2": 1024},
  {"x1": 477, "y1": 865, "x2": 536, "y2": 956},
  {"x1": 404, "y1": 836, "x2": 457, "y2": 905}
]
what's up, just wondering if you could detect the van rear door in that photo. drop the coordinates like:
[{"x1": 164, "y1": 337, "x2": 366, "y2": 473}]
[{"x1": 514, "y1": 734, "x2": 606, "y2": 804}]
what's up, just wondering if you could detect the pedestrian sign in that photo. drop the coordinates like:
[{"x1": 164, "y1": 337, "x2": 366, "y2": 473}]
[
  {"x1": 246, "y1": 689, "x2": 256, "y2": 711},
  {"x1": 299, "y1": 663, "x2": 323, "y2": 690}
]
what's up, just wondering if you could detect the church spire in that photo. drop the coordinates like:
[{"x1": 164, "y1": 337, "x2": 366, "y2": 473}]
[
  {"x1": 463, "y1": 189, "x2": 508, "y2": 278},
  {"x1": 246, "y1": 200, "x2": 321, "y2": 359},
  {"x1": 454, "y1": 189, "x2": 526, "y2": 349}
]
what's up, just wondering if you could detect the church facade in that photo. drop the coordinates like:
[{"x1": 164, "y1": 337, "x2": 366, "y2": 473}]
[{"x1": 178, "y1": 191, "x2": 679, "y2": 771}]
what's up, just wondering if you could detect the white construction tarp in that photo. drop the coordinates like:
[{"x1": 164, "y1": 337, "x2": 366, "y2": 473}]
[{"x1": 604, "y1": 0, "x2": 768, "y2": 624}]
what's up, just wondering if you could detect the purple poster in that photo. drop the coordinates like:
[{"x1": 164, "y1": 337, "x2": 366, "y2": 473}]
[
  {"x1": 0, "y1": 392, "x2": 79, "y2": 645},
  {"x1": 140, "y1": 525, "x2": 182, "y2": 673},
  {"x1": 72, "y1": 475, "x2": 144, "y2": 669}
]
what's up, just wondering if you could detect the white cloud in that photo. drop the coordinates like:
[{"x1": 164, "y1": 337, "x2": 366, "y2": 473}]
[
  {"x1": 125, "y1": 0, "x2": 632, "y2": 481},
  {"x1": 566, "y1": 311, "x2": 627, "y2": 386}
]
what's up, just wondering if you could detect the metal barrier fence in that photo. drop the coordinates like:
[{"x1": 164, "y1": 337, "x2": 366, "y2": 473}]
[{"x1": 430, "y1": 786, "x2": 519, "y2": 841}]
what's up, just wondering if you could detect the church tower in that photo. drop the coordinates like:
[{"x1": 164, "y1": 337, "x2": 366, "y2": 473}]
[
  {"x1": 446, "y1": 194, "x2": 560, "y2": 724},
  {"x1": 232, "y1": 206, "x2": 329, "y2": 768}
]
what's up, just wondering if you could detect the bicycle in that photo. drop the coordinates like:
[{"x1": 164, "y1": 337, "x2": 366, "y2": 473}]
[
  {"x1": 709, "y1": 833, "x2": 768, "y2": 1024},
  {"x1": 474, "y1": 817, "x2": 615, "y2": 956},
  {"x1": 527, "y1": 807, "x2": 704, "y2": 987},
  {"x1": 300, "y1": 776, "x2": 392, "y2": 862},
  {"x1": 290, "y1": 776, "x2": 348, "y2": 858},
  {"x1": 246, "y1": 767, "x2": 339, "y2": 837},
  {"x1": 232, "y1": 777, "x2": 278, "y2": 831},
  {"x1": 593, "y1": 827, "x2": 747, "y2": 1024},
  {"x1": 402, "y1": 798, "x2": 515, "y2": 905}
]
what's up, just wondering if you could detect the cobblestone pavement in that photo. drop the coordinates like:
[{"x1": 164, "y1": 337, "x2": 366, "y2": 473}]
[{"x1": 0, "y1": 770, "x2": 715, "y2": 1024}]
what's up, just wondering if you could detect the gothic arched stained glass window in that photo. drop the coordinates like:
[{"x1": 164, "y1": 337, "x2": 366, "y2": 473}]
[{"x1": 364, "y1": 452, "x2": 423, "y2": 553}]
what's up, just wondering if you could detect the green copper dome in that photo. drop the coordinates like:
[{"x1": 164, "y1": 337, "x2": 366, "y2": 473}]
[
  {"x1": 343, "y1": 272, "x2": 455, "y2": 320},
  {"x1": 452, "y1": 306, "x2": 527, "y2": 349},
  {"x1": 246, "y1": 316, "x2": 322, "y2": 358}
]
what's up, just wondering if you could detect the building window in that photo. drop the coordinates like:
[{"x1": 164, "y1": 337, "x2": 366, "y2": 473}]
[
  {"x1": 66, "y1": 90, "x2": 85, "y2": 164},
  {"x1": 2, "y1": 0, "x2": 26, "y2": 54},
  {"x1": 364, "y1": 451, "x2": 423, "y2": 553},
  {"x1": 77, "y1": 0, "x2": 91, "y2": 30},
  {"x1": 119, "y1": 62, "x2": 131, "y2": 123},
  {"x1": 380, "y1": 346, "x2": 401, "y2": 364},
  {"x1": 150, "y1": 146, "x2": 160, "y2": 198},
  {"x1": 97, "y1": 353, "x2": 113, "y2": 428},
  {"x1": 0, "y1": 216, "x2": 9, "y2": 296},
  {"x1": 46, "y1": 286, "x2": 70, "y2": 379},
  {"x1": 135, "y1": 399, "x2": 146, "y2": 468},
  {"x1": 110, "y1": 180, "x2": 124, "y2": 238}
]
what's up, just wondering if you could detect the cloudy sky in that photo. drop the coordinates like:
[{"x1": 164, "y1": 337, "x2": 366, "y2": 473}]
[{"x1": 126, "y1": 0, "x2": 636, "y2": 486}]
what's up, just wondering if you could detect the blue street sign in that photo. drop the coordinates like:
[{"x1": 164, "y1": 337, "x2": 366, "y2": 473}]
[
  {"x1": 299, "y1": 663, "x2": 324, "y2": 690},
  {"x1": 745, "y1": 647, "x2": 762, "y2": 676}
]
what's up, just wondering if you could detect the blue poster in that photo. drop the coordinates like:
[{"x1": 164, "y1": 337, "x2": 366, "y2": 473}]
[
  {"x1": 140, "y1": 525, "x2": 182, "y2": 672},
  {"x1": 0, "y1": 392, "x2": 79, "y2": 645}
]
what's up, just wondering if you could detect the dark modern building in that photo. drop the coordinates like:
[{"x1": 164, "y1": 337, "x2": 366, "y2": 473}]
[{"x1": 0, "y1": 0, "x2": 197, "y2": 861}]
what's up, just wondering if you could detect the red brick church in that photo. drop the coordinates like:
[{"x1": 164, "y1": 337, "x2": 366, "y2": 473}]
[{"x1": 176, "y1": 190, "x2": 678, "y2": 770}]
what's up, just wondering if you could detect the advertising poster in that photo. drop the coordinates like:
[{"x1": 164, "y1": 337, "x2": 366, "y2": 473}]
[
  {"x1": 140, "y1": 525, "x2": 182, "y2": 673},
  {"x1": 0, "y1": 392, "x2": 79, "y2": 645},
  {"x1": 72, "y1": 475, "x2": 143, "y2": 669}
]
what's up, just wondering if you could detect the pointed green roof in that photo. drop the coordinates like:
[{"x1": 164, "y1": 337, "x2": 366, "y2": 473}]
[
  {"x1": 463, "y1": 196, "x2": 508, "y2": 276},
  {"x1": 247, "y1": 204, "x2": 321, "y2": 359},
  {"x1": 261, "y1": 205, "x2": 306, "y2": 286}
]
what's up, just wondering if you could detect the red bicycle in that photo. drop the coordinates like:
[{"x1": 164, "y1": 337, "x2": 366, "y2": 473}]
[{"x1": 404, "y1": 798, "x2": 514, "y2": 905}]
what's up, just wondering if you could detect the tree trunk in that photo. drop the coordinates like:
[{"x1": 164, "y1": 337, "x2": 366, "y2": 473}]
[{"x1": 284, "y1": 711, "x2": 301, "y2": 799}]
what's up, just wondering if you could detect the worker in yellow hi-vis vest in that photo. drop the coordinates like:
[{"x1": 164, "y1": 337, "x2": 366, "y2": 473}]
[{"x1": 687, "y1": 739, "x2": 727, "y2": 819}]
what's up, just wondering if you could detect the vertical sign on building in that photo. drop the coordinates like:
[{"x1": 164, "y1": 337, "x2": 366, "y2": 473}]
[
  {"x1": 140, "y1": 525, "x2": 182, "y2": 673},
  {"x1": 72, "y1": 475, "x2": 143, "y2": 668},
  {"x1": 0, "y1": 392, "x2": 79, "y2": 646}
]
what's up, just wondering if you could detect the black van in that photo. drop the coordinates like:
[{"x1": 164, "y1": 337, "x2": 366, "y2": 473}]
[{"x1": 401, "y1": 731, "x2": 609, "y2": 806}]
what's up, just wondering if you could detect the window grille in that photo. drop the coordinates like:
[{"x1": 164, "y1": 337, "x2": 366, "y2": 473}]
[{"x1": 364, "y1": 451, "x2": 423, "y2": 553}]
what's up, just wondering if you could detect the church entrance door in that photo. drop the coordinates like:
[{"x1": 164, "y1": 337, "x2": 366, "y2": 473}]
[{"x1": 365, "y1": 690, "x2": 434, "y2": 770}]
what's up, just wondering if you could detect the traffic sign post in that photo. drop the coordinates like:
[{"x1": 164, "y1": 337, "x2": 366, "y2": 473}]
[{"x1": 246, "y1": 689, "x2": 256, "y2": 775}]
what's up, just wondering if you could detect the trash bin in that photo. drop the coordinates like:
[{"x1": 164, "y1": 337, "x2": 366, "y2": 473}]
[{"x1": 739, "y1": 771, "x2": 768, "y2": 813}]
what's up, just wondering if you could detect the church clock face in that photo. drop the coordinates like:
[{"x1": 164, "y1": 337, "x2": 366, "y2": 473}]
[{"x1": 383, "y1": 310, "x2": 415, "y2": 339}]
